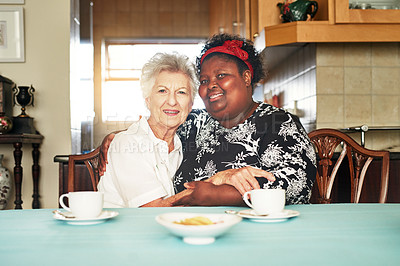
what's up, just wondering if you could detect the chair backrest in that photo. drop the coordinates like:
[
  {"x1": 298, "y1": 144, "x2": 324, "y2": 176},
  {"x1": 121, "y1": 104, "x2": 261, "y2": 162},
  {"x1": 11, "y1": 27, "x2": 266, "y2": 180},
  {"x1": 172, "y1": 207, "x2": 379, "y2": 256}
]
[
  {"x1": 67, "y1": 147, "x2": 101, "y2": 192},
  {"x1": 308, "y1": 128, "x2": 389, "y2": 203}
]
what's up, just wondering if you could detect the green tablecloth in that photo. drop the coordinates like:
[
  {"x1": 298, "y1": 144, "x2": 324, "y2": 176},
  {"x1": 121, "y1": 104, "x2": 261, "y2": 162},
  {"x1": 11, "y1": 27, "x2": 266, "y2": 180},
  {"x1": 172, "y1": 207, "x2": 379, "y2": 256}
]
[{"x1": 1, "y1": 204, "x2": 399, "y2": 265}]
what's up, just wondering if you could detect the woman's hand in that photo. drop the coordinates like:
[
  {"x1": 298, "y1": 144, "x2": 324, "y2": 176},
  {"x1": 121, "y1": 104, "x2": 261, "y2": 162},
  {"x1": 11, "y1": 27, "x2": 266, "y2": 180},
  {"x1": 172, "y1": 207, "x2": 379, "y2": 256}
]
[
  {"x1": 172, "y1": 181, "x2": 245, "y2": 207},
  {"x1": 205, "y1": 166, "x2": 275, "y2": 195},
  {"x1": 98, "y1": 132, "x2": 116, "y2": 176}
]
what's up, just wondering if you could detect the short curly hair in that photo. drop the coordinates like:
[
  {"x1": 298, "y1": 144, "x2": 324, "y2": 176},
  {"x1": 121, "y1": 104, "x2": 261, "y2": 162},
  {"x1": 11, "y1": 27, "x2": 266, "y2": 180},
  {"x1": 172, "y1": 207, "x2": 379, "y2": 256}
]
[
  {"x1": 196, "y1": 33, "x2": 265, "y2": 89},
  {"x1": 141, "y1": 52, "x2": 198, "y2": 100}
]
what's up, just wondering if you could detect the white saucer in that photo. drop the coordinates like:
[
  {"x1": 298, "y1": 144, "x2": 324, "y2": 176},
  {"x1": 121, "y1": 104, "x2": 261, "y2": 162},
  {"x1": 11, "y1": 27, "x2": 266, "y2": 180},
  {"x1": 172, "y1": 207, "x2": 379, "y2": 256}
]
[
  {"x1": 237, "y1": 209, "x2": 300, "y2": 223},
  {"x1": 53, "y1": 210, "x2": 119, "y2": 225}
]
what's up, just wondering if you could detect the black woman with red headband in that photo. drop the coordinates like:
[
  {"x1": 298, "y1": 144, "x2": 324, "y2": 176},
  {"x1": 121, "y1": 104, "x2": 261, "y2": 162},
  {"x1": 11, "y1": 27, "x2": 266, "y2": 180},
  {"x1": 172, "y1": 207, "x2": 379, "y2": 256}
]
[
  {"x1": 172, "y1": 33, "x2": 316, "y2": 206},
  {"x1": 99, "y1": 33, "x2": 316, "y2": 206}
]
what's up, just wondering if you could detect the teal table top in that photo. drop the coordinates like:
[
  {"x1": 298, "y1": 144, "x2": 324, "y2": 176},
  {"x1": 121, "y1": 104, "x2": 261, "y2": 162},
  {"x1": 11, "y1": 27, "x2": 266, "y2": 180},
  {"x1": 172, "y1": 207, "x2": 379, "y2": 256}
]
[{"x1": 1, "y1": 204, "x2": 400, "y2": 266}]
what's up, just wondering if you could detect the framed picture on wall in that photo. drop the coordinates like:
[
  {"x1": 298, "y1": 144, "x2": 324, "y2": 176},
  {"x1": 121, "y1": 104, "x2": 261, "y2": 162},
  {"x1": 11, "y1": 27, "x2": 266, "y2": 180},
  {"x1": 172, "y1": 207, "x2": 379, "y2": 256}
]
[
  {"x1": 0, "y1": 6, "x2": 24, "y2": 62},
  {"x1": 0, "y1": 1, "x2": 24, "y2": 4}
]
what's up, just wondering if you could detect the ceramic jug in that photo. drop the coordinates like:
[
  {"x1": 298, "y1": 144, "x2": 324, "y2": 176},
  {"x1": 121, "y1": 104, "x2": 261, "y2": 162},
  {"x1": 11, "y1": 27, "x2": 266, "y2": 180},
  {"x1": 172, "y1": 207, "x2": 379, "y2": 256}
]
[{"x1": 277, "y1": 0, "x2": 318, "y2": 23}]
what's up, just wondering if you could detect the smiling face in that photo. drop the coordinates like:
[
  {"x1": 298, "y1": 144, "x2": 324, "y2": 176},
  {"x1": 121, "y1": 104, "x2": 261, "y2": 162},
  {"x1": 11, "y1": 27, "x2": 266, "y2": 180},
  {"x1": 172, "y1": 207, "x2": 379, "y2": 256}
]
[
  {"x1": 198, "y1": 55, "x2": 256, "y2": 128},
  {"x1": 146, "y1": 70, "x2": 193, "y2": 136}
]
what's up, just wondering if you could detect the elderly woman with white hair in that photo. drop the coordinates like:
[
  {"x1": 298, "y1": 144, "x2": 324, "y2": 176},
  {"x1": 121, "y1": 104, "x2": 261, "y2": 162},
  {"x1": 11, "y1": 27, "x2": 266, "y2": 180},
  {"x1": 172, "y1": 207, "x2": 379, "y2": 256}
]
[{"x1": 97, "y1": 52, "x2": 197, "y2": 208}]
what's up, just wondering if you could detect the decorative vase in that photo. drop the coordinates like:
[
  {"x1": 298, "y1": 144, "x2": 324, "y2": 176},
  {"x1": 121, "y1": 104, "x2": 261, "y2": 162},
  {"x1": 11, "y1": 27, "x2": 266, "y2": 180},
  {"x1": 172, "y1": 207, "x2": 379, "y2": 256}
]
[
  {"x1": 0, "y1": 154, "x2": 12, "y2": 210},
  {"x1": 0, "y1": 114, "x2": 13, "y2": 134},
  {"x1": 277, "y1": 0, "x2": 318, "y2": 23},
  {"x1": 13, "y1": 85, "x2": 35, "y2": 117}
]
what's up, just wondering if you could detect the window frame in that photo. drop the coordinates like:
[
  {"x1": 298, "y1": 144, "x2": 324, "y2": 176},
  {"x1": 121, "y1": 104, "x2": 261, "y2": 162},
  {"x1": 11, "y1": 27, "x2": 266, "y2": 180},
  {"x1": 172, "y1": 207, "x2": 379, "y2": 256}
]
[
  {"x1": 104, "y1": 38, "x2": 204, "y2": 82},
  {"x1": 102, "y1": 38, "x2": 205, "y2": 122}
]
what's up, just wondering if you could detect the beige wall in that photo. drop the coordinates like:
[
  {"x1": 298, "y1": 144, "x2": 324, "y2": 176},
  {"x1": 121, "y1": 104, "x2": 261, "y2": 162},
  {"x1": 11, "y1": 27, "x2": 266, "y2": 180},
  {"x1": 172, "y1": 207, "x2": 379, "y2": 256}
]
[
  {"x1": 264, "y1": 42, "x2": 400, "y2": 151},
  {"x1": 92, "y1": 0, "x2": 209, "y2": 146},
  {"x1": 0, "y1": 0, "x2": 71, "y2": 209},
  {"x1": 316, "y1": 43, "x2": 400, "y2": 151}
]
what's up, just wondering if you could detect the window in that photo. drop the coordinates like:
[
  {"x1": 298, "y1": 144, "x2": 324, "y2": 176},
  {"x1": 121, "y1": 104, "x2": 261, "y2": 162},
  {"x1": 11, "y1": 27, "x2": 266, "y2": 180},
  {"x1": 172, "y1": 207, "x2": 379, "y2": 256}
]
[{"x1": 103, "y1": 39, "x2": 204, "y2": 122}]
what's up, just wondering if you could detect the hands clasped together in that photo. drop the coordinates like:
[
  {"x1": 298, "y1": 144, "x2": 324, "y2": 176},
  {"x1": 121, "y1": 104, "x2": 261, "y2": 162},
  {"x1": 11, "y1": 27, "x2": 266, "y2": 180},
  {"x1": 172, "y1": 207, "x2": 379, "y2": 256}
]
[{"x1": 172, "y1": 166, "x2": 275, "y2": 206}]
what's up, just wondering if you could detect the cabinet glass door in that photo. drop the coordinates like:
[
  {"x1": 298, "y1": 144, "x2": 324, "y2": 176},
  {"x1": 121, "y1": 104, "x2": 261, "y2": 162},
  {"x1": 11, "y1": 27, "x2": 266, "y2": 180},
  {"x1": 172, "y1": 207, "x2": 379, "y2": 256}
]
[{"x1": 336, "y1": 0, "x2": 400, "y2": 23}]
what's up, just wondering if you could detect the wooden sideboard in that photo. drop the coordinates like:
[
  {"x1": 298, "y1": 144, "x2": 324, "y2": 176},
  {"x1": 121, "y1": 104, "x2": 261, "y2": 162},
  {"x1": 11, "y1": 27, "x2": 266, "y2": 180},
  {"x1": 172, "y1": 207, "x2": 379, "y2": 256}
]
[{"x1": 0, "y1": 133, "x2": 44, "y2": 209}]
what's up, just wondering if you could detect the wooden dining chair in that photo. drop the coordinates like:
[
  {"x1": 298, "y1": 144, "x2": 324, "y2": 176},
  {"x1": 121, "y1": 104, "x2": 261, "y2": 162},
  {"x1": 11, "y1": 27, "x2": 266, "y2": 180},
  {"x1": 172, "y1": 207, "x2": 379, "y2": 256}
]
[
  {"x1": 308, "y1": 128, "x2": 389, "y2": 204},
  {"x1": 67, "y1": 146, "x2": 101, "y2": 192}
]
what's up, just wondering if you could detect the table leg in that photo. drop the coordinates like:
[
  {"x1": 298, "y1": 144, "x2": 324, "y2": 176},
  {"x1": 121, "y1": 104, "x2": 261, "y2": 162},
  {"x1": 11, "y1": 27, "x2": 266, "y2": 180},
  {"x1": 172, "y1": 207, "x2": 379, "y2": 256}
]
[
  {"x1": 13, "y1": 142, "x2": 23, "y2": 209},
  {"x1": 32, "y1": 143, "x2": 40, "y2": 209}
]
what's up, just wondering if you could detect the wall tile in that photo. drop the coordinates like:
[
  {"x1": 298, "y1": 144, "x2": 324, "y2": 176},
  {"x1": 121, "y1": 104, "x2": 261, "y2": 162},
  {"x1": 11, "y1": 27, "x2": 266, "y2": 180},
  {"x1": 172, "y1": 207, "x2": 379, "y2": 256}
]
[
  {"x1": 344, "y1": 43, "x2": 371, "y2": 66},
  {"x1": 372, "y1": 67, "x2": 400, "y2": 95},
  {"x1": 372, "y1": 43, "x2": 400, "y2": 67},
  {"x1": 344, "y1": 67, "x2": 372, "y2": 94},
  {"x1": 317, "y1": 67, "x2": 344, "y2": 94},
  {"x1": 370, "y1": 131, "x2": 400, "y2": 151},
  {"x1": 116, "y1": 11, "x2": 131, "y2": 25},
  {"x1": 144, "y1": 0, "x2": 158, "y2": 12},
  {"x1": 159, "y1": 12, "x2": 173, "y2": 36},
  {"x1": 117, "y1": 0, "x2": 130, "y2": 11},
  {"x1": 173, "y1": 12, "x2": 187, "y2": 36},
  {"x1": 316, "y1": 43, "x2": 343, "y2": 66},
  {"x1": 102, "y1": 10, "x2": 117, "y2": 25},
  {"x1": 117, "y1": 25, "x2": 132, "y2": 36},
  {"x1": 187, "y1": 11, "x2": 201, "y2": 27},
  {"x1": 160, "y1": 0, "x2": 173, "y2": 11},
  {"x1": 316, "y1": 122, "x2": 345, "y2": 130},
  {"x1": 317, "y1": 95, "x2": 344, "y2": 123},
  {"x1": 131, "y1": 0, "x2": 145, "y2": 11},
  {"x1": 344, "y1": 95, "x2": 372, "y2": 124},
  {"x1": 173, "y1": 0, "x2": 187, "y2": 12},
  {"x1": 187, "y1": 0, "x2": 200, "y2": 11},
  {"x1": 103, "y1": 25, "x2": 117, "y2": 37},
  {"x1": 372, "y1": 95, "x2": 399, "y2": 125},
  {"x1": 130, "y1": 12, "x2": 145, "y2": 35},
  {"x1": 144, "y1": 11, "x2": 159, "y2": 27}
]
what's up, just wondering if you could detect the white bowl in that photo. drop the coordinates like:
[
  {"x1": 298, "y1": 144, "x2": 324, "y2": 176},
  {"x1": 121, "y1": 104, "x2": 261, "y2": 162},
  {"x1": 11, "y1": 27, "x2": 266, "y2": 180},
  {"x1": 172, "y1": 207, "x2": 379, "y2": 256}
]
[{"x1": 156, "y1": 212, "x2": 242, "y2": 245}]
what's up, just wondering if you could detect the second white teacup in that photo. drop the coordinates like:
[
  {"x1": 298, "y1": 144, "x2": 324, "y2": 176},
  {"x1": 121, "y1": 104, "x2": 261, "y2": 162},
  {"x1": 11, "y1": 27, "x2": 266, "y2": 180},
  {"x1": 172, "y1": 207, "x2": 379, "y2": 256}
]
[
  {"x1": 59, "y1": 191, "x2": 104, "y2": 219},
  {"x1": 242, "y1": 188, "x2": 285, "y2": 215}
]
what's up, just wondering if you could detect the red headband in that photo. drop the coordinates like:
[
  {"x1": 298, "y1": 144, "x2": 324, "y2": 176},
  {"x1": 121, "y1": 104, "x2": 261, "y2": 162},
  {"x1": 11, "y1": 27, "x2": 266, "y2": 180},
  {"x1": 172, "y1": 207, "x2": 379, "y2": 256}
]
[{"x1": 200, "y1": 40, "x2": 254, "y2": 77}]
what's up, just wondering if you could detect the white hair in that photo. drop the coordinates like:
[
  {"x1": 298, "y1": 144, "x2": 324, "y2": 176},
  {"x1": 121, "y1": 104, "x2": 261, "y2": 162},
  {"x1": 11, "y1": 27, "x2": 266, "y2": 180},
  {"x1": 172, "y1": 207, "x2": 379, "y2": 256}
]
[{"x1": 140, "y1": 52, "x2": 198, "y2": 100}]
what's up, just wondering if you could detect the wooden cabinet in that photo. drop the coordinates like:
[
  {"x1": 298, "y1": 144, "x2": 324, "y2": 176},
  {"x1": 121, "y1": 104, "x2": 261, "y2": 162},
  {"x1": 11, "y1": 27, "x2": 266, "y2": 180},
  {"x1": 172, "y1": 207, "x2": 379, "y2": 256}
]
[
  {"x1": 254, "y1": 0, "x2": 400, "y2": 47},
  {"x1": 208, "y1": 0, "x2": 260, "y2": 40},
  {"x1": 209, "y1": 0, "x2": 245, "y2": 37},
  {"x1": 335, "y1": 0, "x2": 400, "y2": 23}
]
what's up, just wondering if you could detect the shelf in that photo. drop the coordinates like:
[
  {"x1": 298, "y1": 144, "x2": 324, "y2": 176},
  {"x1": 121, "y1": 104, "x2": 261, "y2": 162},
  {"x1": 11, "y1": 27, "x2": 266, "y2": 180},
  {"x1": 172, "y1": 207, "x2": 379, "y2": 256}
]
[{"x1": 263, "y1": 21, "x2": 400, "y2": 47}]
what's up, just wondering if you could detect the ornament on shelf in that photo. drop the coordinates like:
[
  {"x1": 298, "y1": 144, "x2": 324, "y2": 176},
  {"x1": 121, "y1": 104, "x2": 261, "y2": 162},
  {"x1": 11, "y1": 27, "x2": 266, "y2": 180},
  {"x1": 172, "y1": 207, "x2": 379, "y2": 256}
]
[
  {"x1": 277, "y1": 0, "x2": 318, "y2": 23},
  {"x1": 12, "y1": 85, "x2": 37, "y2": 134},
  {"x1": 13, "y1": 85, "x2": 35, "y2": 117}
]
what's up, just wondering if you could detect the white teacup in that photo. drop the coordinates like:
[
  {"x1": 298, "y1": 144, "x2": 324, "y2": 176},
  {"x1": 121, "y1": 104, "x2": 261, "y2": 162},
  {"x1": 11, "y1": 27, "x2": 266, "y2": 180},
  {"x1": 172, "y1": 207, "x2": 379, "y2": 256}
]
[
  {"x1": 242, "y1": 189, "x2": 285, "y2": 215},
  {"x1": 59, "y1": 191, "x2": 104, "y2": 219}
]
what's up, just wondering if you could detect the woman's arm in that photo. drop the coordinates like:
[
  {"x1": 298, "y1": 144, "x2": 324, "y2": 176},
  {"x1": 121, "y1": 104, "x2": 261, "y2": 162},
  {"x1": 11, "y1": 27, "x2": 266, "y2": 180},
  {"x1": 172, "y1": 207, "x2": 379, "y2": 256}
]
[
  {"x1": 99, "y1": 131, "x2": 119, "y2": 176},
  {"x1": 172, "y1": 181, "x2": 246, "y2": 207},
  {"x1": 141, "y1": 189, "x2": 193, "y2": 207},
  {"x1": 205, "y1": 166, "x2": 275, "y2": 195}
]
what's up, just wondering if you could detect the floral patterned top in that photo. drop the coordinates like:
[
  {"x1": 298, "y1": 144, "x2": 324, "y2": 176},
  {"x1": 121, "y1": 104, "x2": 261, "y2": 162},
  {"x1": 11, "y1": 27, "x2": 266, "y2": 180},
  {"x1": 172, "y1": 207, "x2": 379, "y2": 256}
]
[{"x1": 174, "y1": 102, "x2": 316, "y2": 205}]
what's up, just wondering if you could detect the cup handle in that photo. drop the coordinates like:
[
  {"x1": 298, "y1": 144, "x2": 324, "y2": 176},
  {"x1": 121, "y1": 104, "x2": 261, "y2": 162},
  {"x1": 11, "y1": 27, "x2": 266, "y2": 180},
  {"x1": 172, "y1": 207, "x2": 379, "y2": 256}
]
[
  {"x1": 242, "y1": 191, "x2": 253, "y2": 209},
  {"x1": 59, "y1": 194, "x2": 71, "y2": 212}
]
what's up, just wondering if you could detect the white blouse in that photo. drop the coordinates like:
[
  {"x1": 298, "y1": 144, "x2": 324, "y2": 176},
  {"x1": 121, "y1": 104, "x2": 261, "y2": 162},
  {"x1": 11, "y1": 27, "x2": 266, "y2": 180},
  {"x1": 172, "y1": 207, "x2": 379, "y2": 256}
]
[{"x1": 97, "y1": 117, "x2": 182, "y2": 208}]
